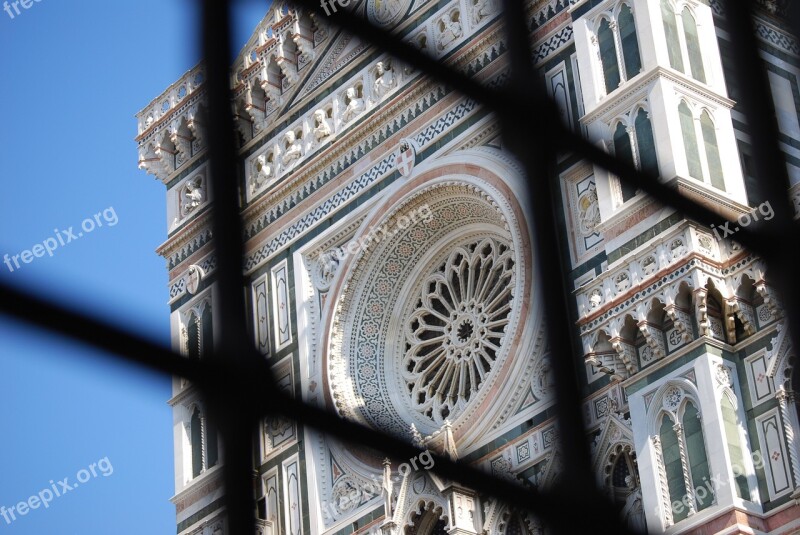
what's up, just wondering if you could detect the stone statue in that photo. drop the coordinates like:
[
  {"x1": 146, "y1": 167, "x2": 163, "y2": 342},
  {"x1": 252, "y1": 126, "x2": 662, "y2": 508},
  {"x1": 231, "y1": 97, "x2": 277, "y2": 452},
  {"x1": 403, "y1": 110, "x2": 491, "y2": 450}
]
[
  {"x1": 472, "y1": 0, "x2": 495, "y2": 23},
  {"x1": 437, "y1": 14, "x2": 462, "y2": 50},
  {"x1": 313, "y1": 109, "x2": 332, "y2": 142},
  {"x1": 282, "y1": 131, "x2": 302, "y2": 166},
  {"x1": 622, "y1": 475, "x2": 646, "y2": 531},
  {"x1": 251, "y1": 154, "x2": 273, "y2": 193},
  {"x1": 341, "y1": 87, "x2": 365, "y2": 122},
  {"x1": 373, "y1": 62, "x2": 395, "y2": 99},
  {"x1": 182, "y1": 180, "x2": 204, "y2": 216},
  {"x1": 382, "y1": 458, "x2": 393, "y2": 519}
]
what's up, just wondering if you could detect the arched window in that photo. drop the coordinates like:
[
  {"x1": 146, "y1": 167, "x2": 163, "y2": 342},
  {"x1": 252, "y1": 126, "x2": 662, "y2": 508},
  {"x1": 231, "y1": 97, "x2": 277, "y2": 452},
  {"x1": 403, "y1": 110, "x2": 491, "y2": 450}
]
[
  {"x1": 596, "y1": 4, "x2": 642, "y2": 95},
  {"x1": 661, "y1": 0, "x2": 683, "y2": 72},
  {"x1": 679, "y1": 102, "x2": 726, "y2": 191},
  {"x1": 721, "y1": 394, "x2": 750, "y2": 499},
  {"x1": 682, "y1": 402, "x2": 713, "y2": 512},
  {"x1": 184, "y1": 302, "x2": 213, "y2": 360},
  {"x1": 618, "y1": 4, "x2": 642, "y2": 80},
  {"x1": 187, "y1": 312, "x2": 200, "y2": 360},
  {"x1": 657, "y1": 394, "x2": 713, "y2": 525},
  {"x1": 659, "y1": 414, "x2": 688, "y2": 522},
  {"x1": 191, "y1": 408, "x2": 203, "y2": 478},
  {"x1": 504, "y1": 513, "x2": 525, "y2": 535},
  {"x1": 661, "y1": 3, "x2": 707, "y2": 84},
  {"x1": 206, "y1": 418, "x2": 219, "y2": 469},
  {"x1": 700, "y1": 111, "x2": 724, "y2": 190},
  {"x1": 598, "y1": 18, "x2": 621, "y2": 92},
  {"x1": 682, "y1": 8, "x2": 705, "y2": 83},
  {"x1": 679, "y1": 101, "x2": 703, "y2": 180},
  {"x1": 635, "y1": 108, "x2": 658, "y2": 176},
  {"x1": 190, "y1": 406, "x2": 219, "y2": 479},
  {"x1": 201, "y1": 306, "x2": 213, "y2": 355},
  {"x1": 612, "y1": 107, "x2": 658, "y2": 204},
  {"x1": 613, "y1": 122, "x2": 638, "y2": 202}
]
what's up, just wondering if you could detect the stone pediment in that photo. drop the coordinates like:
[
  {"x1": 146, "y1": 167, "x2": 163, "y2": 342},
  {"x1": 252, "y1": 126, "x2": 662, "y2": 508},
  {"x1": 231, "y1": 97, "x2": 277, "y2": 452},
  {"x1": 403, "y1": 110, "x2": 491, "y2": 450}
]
[{"x1": 287, "y1": 29, "x2": 369, "y2": 108}]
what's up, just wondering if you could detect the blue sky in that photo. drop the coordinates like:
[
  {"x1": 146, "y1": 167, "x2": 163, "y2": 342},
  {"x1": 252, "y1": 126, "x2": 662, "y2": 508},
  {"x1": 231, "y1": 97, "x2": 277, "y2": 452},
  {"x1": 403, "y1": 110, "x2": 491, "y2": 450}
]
[{"x1": 0, "y1": 1, "x2": 269, "y2": 533}]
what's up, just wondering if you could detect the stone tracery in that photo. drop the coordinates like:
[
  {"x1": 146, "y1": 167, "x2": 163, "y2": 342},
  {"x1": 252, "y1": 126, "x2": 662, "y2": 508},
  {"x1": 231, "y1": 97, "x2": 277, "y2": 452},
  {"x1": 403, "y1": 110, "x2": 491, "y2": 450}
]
[{"x1": 403, "y1": 237, "x2": 515, "y2": 423}]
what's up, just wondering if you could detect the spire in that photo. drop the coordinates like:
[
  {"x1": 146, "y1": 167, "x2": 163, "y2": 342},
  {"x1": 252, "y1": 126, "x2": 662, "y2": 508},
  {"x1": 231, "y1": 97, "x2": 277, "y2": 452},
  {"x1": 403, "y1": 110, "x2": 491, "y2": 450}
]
[{"x1": 442, "y1": 419, "x2": 458, "y2": 461}]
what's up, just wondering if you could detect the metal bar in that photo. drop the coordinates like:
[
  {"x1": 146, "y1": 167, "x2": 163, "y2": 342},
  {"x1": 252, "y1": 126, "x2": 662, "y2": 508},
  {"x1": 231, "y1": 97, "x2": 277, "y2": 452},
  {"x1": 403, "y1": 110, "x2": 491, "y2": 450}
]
[
  {"x1": 721, "y1": 0, "x2": 800, "y2": 397},
  {"x1": 500, "y1": 0, "x2": 595, "y2": 496},
  {"x1": 0, "y1": 1, "x2": 796, "y2": 534},
  {"x1": 282, "y1": 0, "x2": 774, "y2": 259},
  {"x1": 0, "y1": 279, "x2": 640, "y2": 533},
  {"x1": 201, "y1": 0, "x2": 259, "y2": 532}
]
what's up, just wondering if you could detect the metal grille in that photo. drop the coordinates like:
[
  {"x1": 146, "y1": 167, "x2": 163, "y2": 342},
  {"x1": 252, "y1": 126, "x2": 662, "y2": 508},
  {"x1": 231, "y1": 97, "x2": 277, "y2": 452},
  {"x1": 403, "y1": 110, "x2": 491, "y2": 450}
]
[{"x1": 3, "y1": 0, "x2": 800, "y2": 533}]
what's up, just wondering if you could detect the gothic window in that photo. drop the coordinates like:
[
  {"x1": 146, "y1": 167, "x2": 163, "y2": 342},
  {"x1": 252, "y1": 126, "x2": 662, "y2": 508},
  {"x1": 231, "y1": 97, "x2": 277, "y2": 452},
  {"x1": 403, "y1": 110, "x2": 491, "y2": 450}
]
[
  {"x1": 682, "y1": 9, "x2": 705, "y2": 83},
  {"x1": 184, "y1": 303, "x2": 213, "y2": 359},
  {"x1": 679, "y1": 101, "x2": 703, "y2": 180},
  {"x1": 191, "y1": 407, "x2": 203, "y2": 478},
  {"x1": 187, "y1": 311, "x2": 200, "y2": 360},
  {"x1": 612, "y1": 107, "x2": 657, "y2": 203},
  {"x1": 661, "y1": 0, "x2": 683, "y2": 73},
  {"x1": 659, "y1": 400, "x2": 714, "y2": 522},
  {"x1": 504, "y1": 513, "x2": 526, "y2": 535},
  {"x1": 657, "y1": 394, "x2": 713, "y2": 524},
  {"x1": 700, "y1": 111, "x2": 725, "y2": 190},
  {"x1": 661, "y1": 2, "x2": 707, "y2": 84},
  {"x1": 190, "y1": 405, "x2": 219, "y2": 480},
  {"x1": 721, "y1": 394, "x2": 750, "y2": 499},
  {"x1": 596, "y1": 3, "x2": 642, "y2": 96},
  {"x1": 613, "y1": 122, "x2": 638, "y2": 202},
  {"x1": 618, "y1": 5, "x2": 641, "y2": 80},
  {"x1": 706, "y1": 289, "x2": 725, "y2": 340},
  {"x1": 610, "y1": 451, "x2": 638, "y2": 503},
  {"x1": 659, "y1": 413, "x2": 687, "y2": 522},
  {"x1": 679, "y1": 102, "x2": 726, "y2": 191},
  {"x1": 682, "y1": 402, "x2": 712, "y2": 512},
  {"x1": 598, "y1": 19, "x2": 621, "y2": 93},
  {"x1": 635, "y1": 109, "x2": 658, "y2": 176}
]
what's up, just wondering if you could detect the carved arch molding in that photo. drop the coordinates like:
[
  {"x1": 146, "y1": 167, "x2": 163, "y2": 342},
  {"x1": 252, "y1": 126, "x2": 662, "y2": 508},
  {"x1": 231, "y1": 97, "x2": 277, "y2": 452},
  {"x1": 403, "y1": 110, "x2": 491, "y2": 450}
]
[{"x1": 324, "y1": 151, "x2": 542, "y2": 451}]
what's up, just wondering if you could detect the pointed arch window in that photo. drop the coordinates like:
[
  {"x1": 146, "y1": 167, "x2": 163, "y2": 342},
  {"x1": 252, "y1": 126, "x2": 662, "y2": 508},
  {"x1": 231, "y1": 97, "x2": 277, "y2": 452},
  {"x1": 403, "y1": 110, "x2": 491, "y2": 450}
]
[
  {"x1": 596, "y1": 3, "x2": 642, "y2": 96},
  {"x1": 679, "y1": 101, "x2": 726, "y2": 191},
  {"x1": 191, "y1": 408, "x2": 203, "y2": 478},
  {"x1": 190, "y1": 406, "x2": 220, "y2": 480},
  {"x1": 598, "y1": 19, "x2": 621, "y2": 92},
  {"x1": 618, "y1": 5, "x2": 642, "y2": 79},
  {"x1": 657, "y1": 397, "x2": 713, "y2": 525},
  {"x1": 661, "y1": 2, "x2": 707, "y2": 84},
  {"x1": 612, "y1": 107, "x2": 658, "y2": 203},
  {"x1": 679, "y1": 101, "x2": 703, "y2": 180},
  {"x1": 701, "y1": 111, "x2": 724, "y2": 190},
  {"x1": 721, "y1": 394, "x2": 750, "y2": 499},
  {"x1": 184, "y1": 302, "x2": 213, "y2": 360},
  {"x1": 682, "y1": 402, "x2": 713, "y2": 512},
  {"x1": 659, "y1": 414, "x2": 688, "y2": 522}
]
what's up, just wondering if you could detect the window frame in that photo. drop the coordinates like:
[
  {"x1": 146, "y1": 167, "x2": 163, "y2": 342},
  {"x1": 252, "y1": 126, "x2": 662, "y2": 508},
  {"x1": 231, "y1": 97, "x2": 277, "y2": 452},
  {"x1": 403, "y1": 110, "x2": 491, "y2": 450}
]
[{"x1": 591, "y1": 1, "x2": 643, "y2": 97}]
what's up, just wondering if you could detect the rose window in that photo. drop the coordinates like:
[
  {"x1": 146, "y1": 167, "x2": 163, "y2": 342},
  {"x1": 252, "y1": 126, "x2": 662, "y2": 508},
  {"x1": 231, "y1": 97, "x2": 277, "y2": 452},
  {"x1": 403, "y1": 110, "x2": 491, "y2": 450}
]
[{"x1": 402, "y1": 237, "x2": 515, "y2": 423}]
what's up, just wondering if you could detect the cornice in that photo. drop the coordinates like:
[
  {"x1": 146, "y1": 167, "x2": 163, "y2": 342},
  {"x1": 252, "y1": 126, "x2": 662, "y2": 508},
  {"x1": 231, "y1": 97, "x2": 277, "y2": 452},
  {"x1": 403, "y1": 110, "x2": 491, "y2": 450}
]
[
  {"x1": 240, "y1": 23, "x2": 508, "y2": 233},
  {"x1": 582, "y1": 66, "x2": 735, "y2": 125}
]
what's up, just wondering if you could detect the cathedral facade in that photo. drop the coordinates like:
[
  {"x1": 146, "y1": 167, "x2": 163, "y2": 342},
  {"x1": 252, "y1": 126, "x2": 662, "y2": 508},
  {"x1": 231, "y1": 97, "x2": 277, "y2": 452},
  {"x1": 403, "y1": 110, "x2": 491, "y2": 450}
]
[{"x1": 135, "y1": 0, "x2": 800, "y2": 533}]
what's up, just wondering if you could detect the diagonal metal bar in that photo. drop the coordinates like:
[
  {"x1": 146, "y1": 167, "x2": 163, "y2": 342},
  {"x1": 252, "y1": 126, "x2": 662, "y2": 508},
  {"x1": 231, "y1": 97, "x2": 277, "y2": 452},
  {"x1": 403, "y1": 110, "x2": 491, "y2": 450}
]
[
  {"x1": 499, "y1": 0, "x2": 595, "y2": 493},
  {"x1": 0, "y1": 279, "x2": 641, "y2": 534},
  {"x1": 282, "y1": 0, "x2": 776, "y2": 259},
  {"x1": 720, "y1": 0, "x2": 800, "y2": 398},
  {"x1": 1, "y1": 1, "x2": 797, "y2": 535}
]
